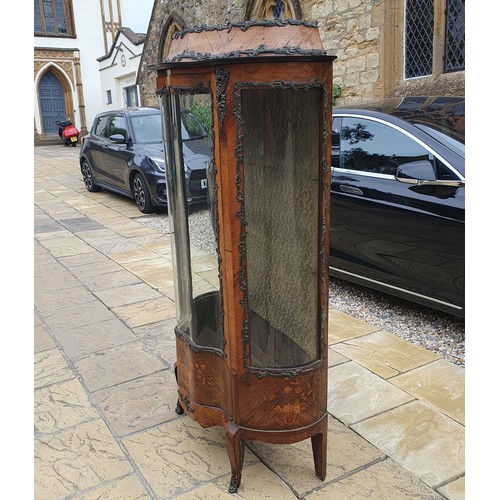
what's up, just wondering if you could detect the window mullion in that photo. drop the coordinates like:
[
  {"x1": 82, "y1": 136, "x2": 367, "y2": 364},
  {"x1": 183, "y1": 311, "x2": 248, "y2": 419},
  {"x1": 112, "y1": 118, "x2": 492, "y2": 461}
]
[
  {"x1": 50, "y1": 0, "x2": 57, "y2": 32},
  {"x1": 38, "y1": 0, "x2": 46, "y2": 32}
]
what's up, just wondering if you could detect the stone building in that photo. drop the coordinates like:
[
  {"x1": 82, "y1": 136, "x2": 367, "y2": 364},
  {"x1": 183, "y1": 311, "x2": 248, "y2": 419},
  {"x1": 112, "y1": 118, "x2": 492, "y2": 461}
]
[
  {"x1": 34, "y1": 0, "x2": 124, "y2": 144},
  {"x1": 137, "y1": 0, "x2": 465, "y2": 107}
]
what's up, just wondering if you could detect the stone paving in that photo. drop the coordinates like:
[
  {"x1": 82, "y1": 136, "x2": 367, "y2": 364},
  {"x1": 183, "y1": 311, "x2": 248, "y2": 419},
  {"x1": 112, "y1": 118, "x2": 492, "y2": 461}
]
[{"x1": 34, "y1": 145, "x2": 465, "y2": 499}]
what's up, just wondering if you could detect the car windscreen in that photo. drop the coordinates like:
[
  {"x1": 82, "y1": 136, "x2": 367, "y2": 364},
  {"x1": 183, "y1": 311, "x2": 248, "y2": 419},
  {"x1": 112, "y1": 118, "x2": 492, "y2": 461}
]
[
  {"x1": 414, "y1": 124, "x2": 465, "y2": 158},
  {"x1": 130, "y1": 113, "x2": 163, "y2": 144}
]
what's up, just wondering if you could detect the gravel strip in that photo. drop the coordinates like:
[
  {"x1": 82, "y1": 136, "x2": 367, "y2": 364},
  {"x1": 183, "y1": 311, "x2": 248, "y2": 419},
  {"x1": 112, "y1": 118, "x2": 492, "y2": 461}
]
[
  {"x1": 328, "y1": 278, "x2": 464, "y2": 367},
  {"x1": 136, "y1": 209, "x2": 465, "y2": 368}
]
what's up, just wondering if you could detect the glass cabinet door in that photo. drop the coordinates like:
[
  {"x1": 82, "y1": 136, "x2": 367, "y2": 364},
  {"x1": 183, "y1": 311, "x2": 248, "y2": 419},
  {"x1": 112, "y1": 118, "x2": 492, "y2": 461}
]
[
  {"x1": 162, "y1": 91, "x2": 224, "y2": 352},
  {"x1": 240, "y1": 87, "x2": 321, "y2": 368}
]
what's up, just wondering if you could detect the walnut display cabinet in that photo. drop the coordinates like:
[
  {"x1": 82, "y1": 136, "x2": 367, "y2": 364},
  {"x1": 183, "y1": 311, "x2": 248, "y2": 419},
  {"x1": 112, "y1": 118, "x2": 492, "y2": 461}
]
[{"x1": 153, "y1": 19, "x2": 336, "y2": 493}]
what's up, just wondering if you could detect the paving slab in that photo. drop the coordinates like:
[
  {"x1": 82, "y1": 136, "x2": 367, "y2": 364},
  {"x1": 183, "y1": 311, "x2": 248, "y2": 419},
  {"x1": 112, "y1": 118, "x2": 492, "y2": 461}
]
[
  {"x1": 111, "y1": 296, "x2": 177, "y2": 328},
  {"x1": 327, "y1": 361, "x2": 414, "y2": 425},
  {"x1": 303, "y1": 458, "x2": 443, "y2": 499},
  {"x1": 437, "y1": 476, "x2": 465, "y2": 500},
  {"x1": 133, "y1": 318, "x2": 178, "y2": 367},
  {"x1": 247, "y1": 415, "x2": 384, "y2": 495},
  {"x1": 92, "y1": 369, "x2": 180, "y2": 437},
  {"x1": 332, "y1": 329, "x2": 441, "y2": 378},
  {"x1": 35, "y1": 285, "x2": 95, "y2": 314},
  {"x1": 41, "y1": 299, "x2": 118, "y2": 331},
  {"x1": 122, "y1": 417, "x2": 259, "y2": 498},
  {"x1": 34, "y1": 260, "x2": 81, "y2": 293},
  {"x1": 73, "y1": 341, "x2": 167, "y2": 392},
  {"x1": 34, "y1": 318, "x2": 56, "y2": 353},
  {"x1": 351, "y1": 400, "x2": 465, "y2": 488},
  {"x1": 68, "y1": 258, "x2": 126, "y2": 279},
  {"x1": 34, "y1": 419, "x2": 134, "y2": 499},
  {"x1": 90, "y1": 239, "x2": 148, "y2": 255},
  {"x1": 42, "y1": 238, "x2": 96, "y2": 258},
  {"x1": 70, "y1": 475, "x2": 151, "y2": 499},
  {"x1": 35, "y1": 378, "x2": 100, "y2": 434},
  {"x1": 135, "y1": 269, "x2": 177, "y2": 289},
  {"x1": 391, "y1": 358, "x2": 465, "y2": 424},
  {"x1": 121, "y1": 256, "x2": 173, "y2": 275},
  {"x1": 77, "y1": 269, "x2": 142, "y2": 292},
  {"x1": 175, "y1": 462, "x2": 298, "y2": 499},
  {"x1": 58, "y1": 216, "x2": 105, "y2": 232},
  {"x1": 327, "y1": 345, "x2": 349, "y2": 367},
  {"x1": 93, "y1": 282, "x2": 164, "y2": 308},
  {"x1": 34, "y1": 219, "x2": 65, "y2": 234},
  {"x1": 34, "y1": 349, "x2": 75, "y2": 389},
  {"x1": 141, "y1": 239, "x2": 173, "y2": 255},
  {"x1": 58, "y1": 248, "x2": 110, "y2": 267},
  {"x1": 328, "y1": 309, "x2": 379, "y2": 344},
  {"x1": 109, "y1": 247, "x2": 161, "y2": 264},
  {"x1": 55, "y1": 317, "x2": 138, "y2": 359}
]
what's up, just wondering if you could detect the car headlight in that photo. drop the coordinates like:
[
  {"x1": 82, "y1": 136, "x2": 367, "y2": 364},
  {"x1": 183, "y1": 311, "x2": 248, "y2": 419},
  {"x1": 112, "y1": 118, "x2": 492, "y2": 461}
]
[{"x1": 149, "y1": 157, "x2": 165, "y2": 173}]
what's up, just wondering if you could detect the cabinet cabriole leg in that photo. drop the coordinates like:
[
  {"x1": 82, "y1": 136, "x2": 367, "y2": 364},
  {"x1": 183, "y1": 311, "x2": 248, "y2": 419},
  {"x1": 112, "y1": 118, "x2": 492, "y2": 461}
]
[
  {"x1": 225, "y1": 422, "x2": 244, "y2": 493},
  {"x1": 311, "y1": 421, "x2": 327, "y2": 481}
]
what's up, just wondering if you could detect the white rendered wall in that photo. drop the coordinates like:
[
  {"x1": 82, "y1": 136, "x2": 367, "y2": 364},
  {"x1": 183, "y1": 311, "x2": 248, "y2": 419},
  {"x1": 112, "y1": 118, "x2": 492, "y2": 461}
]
[{"x1": 99, "y1": 35, "x2": 143, "y2": 110}]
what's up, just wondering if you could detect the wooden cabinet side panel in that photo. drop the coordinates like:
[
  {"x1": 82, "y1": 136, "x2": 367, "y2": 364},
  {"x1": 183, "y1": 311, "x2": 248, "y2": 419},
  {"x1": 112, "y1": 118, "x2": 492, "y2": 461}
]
[{"x1": 175, "y1": 335, "x2": 232, "y2": 418}]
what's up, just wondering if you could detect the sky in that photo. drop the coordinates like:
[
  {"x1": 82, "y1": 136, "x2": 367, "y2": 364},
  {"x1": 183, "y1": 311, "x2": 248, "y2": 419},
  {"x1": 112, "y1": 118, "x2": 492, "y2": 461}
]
[{"x1": 121, "y1": 0, "x2": 155, "y2": 33}]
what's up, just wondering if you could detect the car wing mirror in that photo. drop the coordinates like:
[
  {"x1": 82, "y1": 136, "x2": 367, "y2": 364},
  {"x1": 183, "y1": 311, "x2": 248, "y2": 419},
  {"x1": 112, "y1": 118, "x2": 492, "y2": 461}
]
[
  {"x1": 395, "y1": 161, "x2": 464, "y2": 188},
  {"x1": 396, "y1": 160, "x2": 436, "y2": 182},
  {"x1": 109, "y1": 133, "x2": 126, "y2": 144}
]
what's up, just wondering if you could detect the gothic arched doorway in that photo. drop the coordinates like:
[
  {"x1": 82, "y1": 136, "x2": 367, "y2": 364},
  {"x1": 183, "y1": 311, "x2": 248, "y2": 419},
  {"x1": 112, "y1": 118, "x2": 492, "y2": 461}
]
[{"x1": 39, "y1": 71, "x2": 67, "y2": 134}]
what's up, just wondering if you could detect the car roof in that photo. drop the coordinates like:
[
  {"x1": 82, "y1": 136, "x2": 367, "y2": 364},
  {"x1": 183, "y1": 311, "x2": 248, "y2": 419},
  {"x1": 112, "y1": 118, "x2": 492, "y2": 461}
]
[
  {"x1": 95, "y1": 107, "x2": 160, "y2": 117},
  {"x1": 333, "y1": 96, "x2": 465, "y2": 144}
]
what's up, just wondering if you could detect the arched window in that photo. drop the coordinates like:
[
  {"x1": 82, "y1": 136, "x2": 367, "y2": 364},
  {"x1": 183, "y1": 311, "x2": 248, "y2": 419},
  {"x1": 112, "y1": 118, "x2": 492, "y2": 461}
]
[
  {"x1": 159, "y1": 17, "x2": 184, "y2": 63},
  {"x1": 246, "y1": 0, "x2": 301, "y2": 20}
]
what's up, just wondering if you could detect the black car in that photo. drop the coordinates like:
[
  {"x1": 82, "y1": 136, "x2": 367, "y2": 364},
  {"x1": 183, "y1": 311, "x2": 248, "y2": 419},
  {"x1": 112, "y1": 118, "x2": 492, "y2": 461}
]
[
  {"x1": 330, "y1": 96, "x2": 465, "y2": 317},
  {"x1": 79, "y1": 107, "x2": 211, "y2": 213}
]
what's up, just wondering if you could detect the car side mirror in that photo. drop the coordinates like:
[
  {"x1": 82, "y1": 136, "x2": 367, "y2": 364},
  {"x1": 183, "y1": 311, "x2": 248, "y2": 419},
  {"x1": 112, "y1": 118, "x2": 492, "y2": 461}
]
[
  {"x1": 396, "y1": 160, "x2": 436, "y2": 182},
  {"x1": 395, "y1": 160, "x2": 464, "y2": 188},
  {"x1": 109, "y1": 133, "x2": 126, "y2": 144}
]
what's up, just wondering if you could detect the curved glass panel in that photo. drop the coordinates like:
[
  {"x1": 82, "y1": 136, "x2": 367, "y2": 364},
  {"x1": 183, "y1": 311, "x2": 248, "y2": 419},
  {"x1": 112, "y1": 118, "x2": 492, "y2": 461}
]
[
  {"x1": 162, "y1": 91, "x2": 223, "y2": 351},
  {"x1": 241, "y1": 87, "x2": 321, "y2": 368}
]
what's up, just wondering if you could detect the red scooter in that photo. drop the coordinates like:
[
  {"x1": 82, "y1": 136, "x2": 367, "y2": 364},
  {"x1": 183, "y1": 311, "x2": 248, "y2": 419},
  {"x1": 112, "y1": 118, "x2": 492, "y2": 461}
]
[{"x1": 55, "y1": 119, "x2": 80, "y2": 147}]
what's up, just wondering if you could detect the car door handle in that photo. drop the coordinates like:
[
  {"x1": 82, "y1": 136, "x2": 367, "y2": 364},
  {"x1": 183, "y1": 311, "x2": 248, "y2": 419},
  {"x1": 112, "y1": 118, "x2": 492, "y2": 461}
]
[{"x1": 339, "y1": 185, "x2": 363, "y2": 196}]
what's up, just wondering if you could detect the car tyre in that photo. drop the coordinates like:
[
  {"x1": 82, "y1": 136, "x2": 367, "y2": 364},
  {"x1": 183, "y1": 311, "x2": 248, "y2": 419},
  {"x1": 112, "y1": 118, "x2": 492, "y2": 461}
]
[
  {"x1": 81, "y1": 159, "x2": 101, "y2": 193},
  {"x1": 133, "y1": 173, "x2": 154, "y2": 213}
]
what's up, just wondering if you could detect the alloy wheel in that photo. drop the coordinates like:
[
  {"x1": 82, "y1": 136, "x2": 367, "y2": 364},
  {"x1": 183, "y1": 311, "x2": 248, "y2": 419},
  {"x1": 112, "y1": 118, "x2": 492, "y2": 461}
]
[
  {"x1": 82, "y1": 161, "x2": 96, "y2": 191},
  {"x1": 133, "y1": 175, "x2": 146, "y2": 211}
]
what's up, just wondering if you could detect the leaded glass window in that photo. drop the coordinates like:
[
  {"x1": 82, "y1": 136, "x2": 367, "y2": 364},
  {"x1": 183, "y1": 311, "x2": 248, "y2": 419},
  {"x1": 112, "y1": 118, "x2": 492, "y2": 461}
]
[
  {"x1": 405, "y1": 0, "x2": 434, "y2": 79},
  {"x1": 445, "y1": 0, "x2": 465, "y2": 72},
  {"x1": 35, "y1": 0, "x2": 74, "y2": 36}
]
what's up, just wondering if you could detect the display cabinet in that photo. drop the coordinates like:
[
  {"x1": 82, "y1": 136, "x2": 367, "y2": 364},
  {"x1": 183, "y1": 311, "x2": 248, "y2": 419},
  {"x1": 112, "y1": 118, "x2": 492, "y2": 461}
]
[{"x1": 154, "y1": 19, "x2": 335, "y2": 493}]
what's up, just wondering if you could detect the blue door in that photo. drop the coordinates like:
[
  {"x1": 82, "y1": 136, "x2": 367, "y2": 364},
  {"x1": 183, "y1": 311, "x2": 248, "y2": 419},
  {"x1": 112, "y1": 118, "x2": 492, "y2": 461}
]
[{"x1": 39, "y1": 71, "x2": 66, "y2": 134}]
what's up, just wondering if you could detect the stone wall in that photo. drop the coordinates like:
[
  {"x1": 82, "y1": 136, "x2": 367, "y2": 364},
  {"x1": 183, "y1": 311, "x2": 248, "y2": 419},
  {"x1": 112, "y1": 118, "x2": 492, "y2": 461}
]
[
  {"x1": 138, "y1": 0, "x2": 464, "y2": 107},
  {"x1": 303, "y1": 0, "x2": 382, "y2": 103},
  {"x1": 137, "y1": 0, "x2": 247, "y2": 107}
]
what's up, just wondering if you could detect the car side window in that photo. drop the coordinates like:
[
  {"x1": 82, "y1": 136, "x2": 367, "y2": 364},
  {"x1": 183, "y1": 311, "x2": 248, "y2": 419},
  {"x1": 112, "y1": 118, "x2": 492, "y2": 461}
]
[
  {"x1": 107, "y1": 115, "x2": 128, "y2": 140},
  {"x1": 339, "y1": 117, "x2": 431, "y2": 176},
  {"x1": 94, "y1": 116, "x2": 108, "y2": 137}
]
